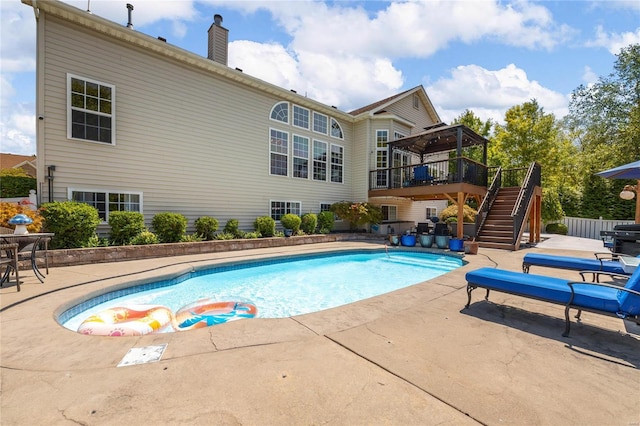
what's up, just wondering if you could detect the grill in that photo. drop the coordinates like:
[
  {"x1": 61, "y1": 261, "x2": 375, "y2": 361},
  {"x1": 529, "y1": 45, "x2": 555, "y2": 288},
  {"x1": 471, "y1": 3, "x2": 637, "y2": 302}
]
[{"x1": 601, "y1": 224, "x2": 640, "y2": 256}]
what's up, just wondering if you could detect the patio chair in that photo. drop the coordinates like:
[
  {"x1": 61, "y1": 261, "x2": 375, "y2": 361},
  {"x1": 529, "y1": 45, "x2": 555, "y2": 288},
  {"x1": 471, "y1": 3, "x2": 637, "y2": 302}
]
[
  {"x1": 413, "y1": 166, "x2": 433, "y2": 184},
  {"x1": 464, "y1": 265, "x2": 640, "y2": 336},
  {"x1": 1, "y1": 243, "x2": 20, "y2": 291},
  {"x1": 522, "y1": 252, "x2": 637, "y2": 276}
]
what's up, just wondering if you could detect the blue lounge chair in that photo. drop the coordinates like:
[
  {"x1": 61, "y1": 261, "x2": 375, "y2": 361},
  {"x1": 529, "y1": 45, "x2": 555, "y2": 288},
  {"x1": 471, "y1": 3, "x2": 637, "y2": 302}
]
[
  {"x1": 522, "y1": 252, "x2": 637, "y2": 275},
  {"x1": 464, "y1": 266, "x2": 640, "y2": 336},
  {"x1": 413, "y1": 166, "x2": 432, "y2": 184}
]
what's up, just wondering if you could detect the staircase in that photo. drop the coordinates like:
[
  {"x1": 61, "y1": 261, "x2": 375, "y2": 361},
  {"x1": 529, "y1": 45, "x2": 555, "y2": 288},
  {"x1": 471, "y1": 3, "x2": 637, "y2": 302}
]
[{"x1": 476, "y1": 187, "x2": 520, "y2": 250}]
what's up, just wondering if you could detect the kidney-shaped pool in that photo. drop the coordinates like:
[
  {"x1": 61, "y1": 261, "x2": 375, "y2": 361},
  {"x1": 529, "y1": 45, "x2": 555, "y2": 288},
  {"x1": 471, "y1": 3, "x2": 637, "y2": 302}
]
[{"x1": 60, "y1": 250, "x2": 464, "y2": 336}]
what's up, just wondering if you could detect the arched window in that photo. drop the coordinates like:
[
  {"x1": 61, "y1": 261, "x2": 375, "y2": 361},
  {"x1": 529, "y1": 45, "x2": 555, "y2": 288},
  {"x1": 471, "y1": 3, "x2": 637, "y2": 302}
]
[
  {"x1": 330, "y1": 118, "x2": 343, "y2": 139},
  {"x1": 270, "y1": 102, "x2": 289, "y2": 123}
]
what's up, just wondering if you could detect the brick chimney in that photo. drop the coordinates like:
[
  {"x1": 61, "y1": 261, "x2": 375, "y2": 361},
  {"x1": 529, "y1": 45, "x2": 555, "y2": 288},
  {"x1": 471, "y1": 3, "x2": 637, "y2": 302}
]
[{"x1": 207, "y1": 14, "x2": 228, "y2": 65}]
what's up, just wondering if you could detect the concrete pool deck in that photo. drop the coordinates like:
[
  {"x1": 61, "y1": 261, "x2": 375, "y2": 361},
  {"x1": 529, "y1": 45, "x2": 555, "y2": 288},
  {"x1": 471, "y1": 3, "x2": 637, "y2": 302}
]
[{"x1": 1, "y1": 238, "x2": 639, "y2": 425}]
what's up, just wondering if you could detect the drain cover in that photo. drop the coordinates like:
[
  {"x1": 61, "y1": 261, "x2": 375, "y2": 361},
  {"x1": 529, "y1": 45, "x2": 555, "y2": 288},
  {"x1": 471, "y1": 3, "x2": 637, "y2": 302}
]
[{"x1": 117, "y1": 344, "x2": 167, "y2": 367}]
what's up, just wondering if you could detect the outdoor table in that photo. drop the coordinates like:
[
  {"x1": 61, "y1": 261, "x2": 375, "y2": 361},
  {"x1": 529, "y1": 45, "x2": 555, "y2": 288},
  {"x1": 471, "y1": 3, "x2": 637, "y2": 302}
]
[{"x1": 0, "y1": 233, "x2": 54, "y2": 283}]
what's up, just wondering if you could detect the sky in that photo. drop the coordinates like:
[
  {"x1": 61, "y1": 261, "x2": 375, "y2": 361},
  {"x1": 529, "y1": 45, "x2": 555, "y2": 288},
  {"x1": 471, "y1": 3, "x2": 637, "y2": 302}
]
[{"x1": 1, "y1": 0, "x2": 639, "y2": 156}]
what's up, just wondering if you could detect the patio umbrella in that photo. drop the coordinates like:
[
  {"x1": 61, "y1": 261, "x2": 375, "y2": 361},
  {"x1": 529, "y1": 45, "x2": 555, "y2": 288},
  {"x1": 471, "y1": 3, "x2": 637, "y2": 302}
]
[
  {"x1": 596, "y1": 160, "x2": 640, "y2": 223},
  {"x1": 596, "y1": 160, "x2": 640, "y2": 180}
]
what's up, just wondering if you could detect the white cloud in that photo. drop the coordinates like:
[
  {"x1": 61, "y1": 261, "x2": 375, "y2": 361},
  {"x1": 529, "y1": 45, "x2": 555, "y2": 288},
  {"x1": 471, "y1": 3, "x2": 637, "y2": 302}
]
[
  {"x1": 62, "y1": 0, "x2": 198, "y2": 29},
  {"x1": 427, "y1": 64, "x2": 569, "y2": 124},
  {"x1": 586, "y1": 25, "x2": 640, "y2": 55},
  {"x1": 0, "y1": 1, "x2": 37, "y2": 73},
  {"x1": 582, "y1": 66, "x2": 598, "y2": 86}
]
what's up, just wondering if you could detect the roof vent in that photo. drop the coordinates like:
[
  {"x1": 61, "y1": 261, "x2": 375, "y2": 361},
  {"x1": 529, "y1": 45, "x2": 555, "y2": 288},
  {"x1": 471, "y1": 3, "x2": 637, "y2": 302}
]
[
  {"x1": 126, "y1": 3, "x2": 134, "y2": 29},
  {"x1": 158, "y1": 36, "x2": 166, "y2": 42}
]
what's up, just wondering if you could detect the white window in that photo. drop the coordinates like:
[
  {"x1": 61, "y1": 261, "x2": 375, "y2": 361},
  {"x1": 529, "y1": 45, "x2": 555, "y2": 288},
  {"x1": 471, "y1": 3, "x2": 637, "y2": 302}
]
[
  {"x1": 330, "y1": 144, "x2": 343, "y2": 183},
  {"x1": 381, "y1": 205, "x2": 397, "y2": 221},
  {"x1": 394, "y1": 131, "x2": 405, "y2": 140},
  {"x1": 375, "y1": 130, "x2": 389, "y2": 187},
  {"x1": 319, "y1": 203, "x2": 332, "y2": 213},
  {"x1": 313, "y1": 140, "x2": 327, "y2": 181},
  {"x1": 68, "y1": 74, "x2": 115, "y2": 144},
  {"x1": 69, "y1": 189, "x2": 141, "y2": 221},
  {"x1": 313, "y1": 112, "x2": 328, "y2": 134},
  {"x1": 426, "y1": 207, "x2": 438, "y2": 220},
  {"x1": 413, "y1": 94, "x2": 419, "y2": 110},
  {"x1": 271, "y1": 201, "x2": 301, "y2": 221},
  {"x1": 270, "y1": 129, "x2": 289, "y2": 176},
  {"x1": 293, "y1": 105, "x2": 310, "y2": 129},
  {"x1": 270, "y1": 102, "x2": 289, "y2": 123},
  {"x1": 330, "y1": 118, "x2": 343, "y2": 139},
  {"x1": 293, "y1": 135, "x2": 309, "y2": 179}
]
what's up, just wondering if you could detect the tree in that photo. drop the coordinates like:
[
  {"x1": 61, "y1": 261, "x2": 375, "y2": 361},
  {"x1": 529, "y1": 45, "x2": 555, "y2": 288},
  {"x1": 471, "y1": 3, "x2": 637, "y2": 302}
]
[
  {"x1": 566, "y1": 43, "x2": 640, "y2": 219},
  {"x1": 451, "y1": 109, "x2": 493, "y2": 163},
  {"x1": 330, "y1": 201, "x2": 382, "y2": 231}
]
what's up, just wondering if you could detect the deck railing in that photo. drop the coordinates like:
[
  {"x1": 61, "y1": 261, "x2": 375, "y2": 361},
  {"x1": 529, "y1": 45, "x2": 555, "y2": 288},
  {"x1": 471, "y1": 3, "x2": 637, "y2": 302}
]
[{"x1": 369, "y1": 157, "x2": 488, "y2": 190}]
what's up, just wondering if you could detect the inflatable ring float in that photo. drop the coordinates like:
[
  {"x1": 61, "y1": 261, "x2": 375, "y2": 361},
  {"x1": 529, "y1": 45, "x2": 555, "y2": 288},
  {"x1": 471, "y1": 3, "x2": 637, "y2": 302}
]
[
  {"x1": 77, "y1": 305, "x2": 173, "y2": 336},
  {"x1": 175, "y1": 299, "x2": 258, "y2": 331}
]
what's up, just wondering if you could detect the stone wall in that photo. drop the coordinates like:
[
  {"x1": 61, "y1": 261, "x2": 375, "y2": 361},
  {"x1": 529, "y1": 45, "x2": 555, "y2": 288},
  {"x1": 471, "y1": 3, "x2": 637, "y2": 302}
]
[{"x1": 45, "y1": 234, "x2": 384, "y2": 268}]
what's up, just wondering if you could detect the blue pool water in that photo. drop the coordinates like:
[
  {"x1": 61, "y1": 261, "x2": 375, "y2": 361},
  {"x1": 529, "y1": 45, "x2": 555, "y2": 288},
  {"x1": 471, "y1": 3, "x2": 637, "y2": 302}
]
[{"x1": 61, "y1": 250, "x2": 463, "y2": 333}]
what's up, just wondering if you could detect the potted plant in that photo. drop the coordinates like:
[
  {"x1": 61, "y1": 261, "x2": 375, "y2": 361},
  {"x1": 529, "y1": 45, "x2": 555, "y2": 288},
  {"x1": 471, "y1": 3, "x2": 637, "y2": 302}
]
[{"x1": 280, "y1": 213, "x2": 301, "y2": 237}]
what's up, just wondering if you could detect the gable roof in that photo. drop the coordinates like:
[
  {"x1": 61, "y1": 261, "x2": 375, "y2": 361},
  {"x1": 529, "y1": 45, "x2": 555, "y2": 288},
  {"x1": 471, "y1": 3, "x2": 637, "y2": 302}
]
[
  {"x1": 0, "y1": 153, "x2": 37, "y2": 169},
  {"x1": 349, "y1": 85, "x2": 441, "y2": 125}
]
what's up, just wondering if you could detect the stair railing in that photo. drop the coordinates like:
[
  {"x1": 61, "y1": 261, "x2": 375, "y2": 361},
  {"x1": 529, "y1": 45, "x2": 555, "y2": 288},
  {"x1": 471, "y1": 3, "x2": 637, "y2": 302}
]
[
  {"x1": 510, "y1": 162, "x2": 541, "y2": 245},
  {"x1": 475, "y1": 167, "x2": 502, "y2": 238}
]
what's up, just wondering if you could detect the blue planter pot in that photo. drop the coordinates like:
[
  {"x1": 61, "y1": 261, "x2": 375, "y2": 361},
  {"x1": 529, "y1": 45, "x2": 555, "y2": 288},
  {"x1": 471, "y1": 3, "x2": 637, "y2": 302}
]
[
  {"x1": 435, "y1": 235, "x2": 450, "y2": 249},
  {"x1": 419, "y1": 234, "x2": 434, "y2": 248},
  {"x1": 401, "y1": 235, "x2": 416, "y2": 247},
  {"x1": 449, "y1": 238, "x2": 464, "y2": 252}
]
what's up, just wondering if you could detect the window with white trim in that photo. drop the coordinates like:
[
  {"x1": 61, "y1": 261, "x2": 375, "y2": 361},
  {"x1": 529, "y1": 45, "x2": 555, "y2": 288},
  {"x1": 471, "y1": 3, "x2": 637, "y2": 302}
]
[
  {"x1": 313, "y1": 112, "x2": 328, "y2": 134},
  {"x1": 270, "y1": 102, "x2": 289, "y2": 123},
  {"x1": 426, "y1": 207, "x2": 438, "y2": 220},
  {"x1": 293, "y1": 105, "x2": 309, "y2": 129},
  {"x1": 68, "y1": 74, "x2": 114, "y2": 144},
  {"x1": 330, "y1": 144, "x2": 343, "y2": 183},
  {"x1": 270, "y1": 129, "x2": 289, "y2": 176},
  {"x1": 271, "y1": 201, "x2": 301, "y2": 221},
  {"x1": 293, "y1": 135, "x2": 309, "y2": 179},
  {"x1": 381, "y1": 205, "x2": 397, "y2": 221},
  {"x1": 313, "y1": 140, "x2": 327, "y2": 181},
  {"x1": 330, "y1": 118, "x2": 343, "y2": 139},
  {"x1": 320, "y1": 203, "x2": 332, "y2": 213},
  {"x1": 70, "y1": 189, "x2": 141, "y2": 221},
  {"x1": 413, "y1": 94, "x2": 419, "y2": 110},
  {"x1": 375, "y1": 130, "x2": 389, "y2": 187}
]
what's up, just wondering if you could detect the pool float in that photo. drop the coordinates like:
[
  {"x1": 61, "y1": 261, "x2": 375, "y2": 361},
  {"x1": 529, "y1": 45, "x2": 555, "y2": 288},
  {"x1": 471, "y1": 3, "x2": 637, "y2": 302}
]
[
  {"x1": 174, "y1": 299, "x2": 257, "y2": 331},
  {"x1": 77, "y1": 305, "x2": 173, "y2": 336}
]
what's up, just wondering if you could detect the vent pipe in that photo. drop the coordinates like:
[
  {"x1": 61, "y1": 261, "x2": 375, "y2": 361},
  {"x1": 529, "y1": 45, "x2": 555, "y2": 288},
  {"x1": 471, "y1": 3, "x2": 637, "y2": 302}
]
[{"x1": 126, "y1": 3, "x2": 134, "y2": 29}]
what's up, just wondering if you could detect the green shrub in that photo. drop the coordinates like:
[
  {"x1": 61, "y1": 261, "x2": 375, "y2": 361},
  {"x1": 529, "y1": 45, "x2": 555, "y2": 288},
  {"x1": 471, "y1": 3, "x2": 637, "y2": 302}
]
[
  {"x1": 181, "y1": 234, "x2": 203, "y2": 242},
  {"x1": 243, "y1": 231, "x2": 261, "y2": 239},
  {"x1": 0, "y1": 170, "x2": 36, "y2": 198},
  {"x1": 214, "y1": 232, "x2": 235, "y2": 240},
  {"x1": 317, "y1": 211, "x2": 335, "y2": 233},
  {"x1": 301, "y1": 213, "x2": 317, "y2": 235},
  {"x1": 108, "y1": 211, "x2": 146, "y2": 245},
  {"x1": 131, "y1": 231, "x2": 159, "y2": 245},
  {"x1": 195, "y1": 216, "x2": 219, "y2": 240},
  {"x1": 439, "y1": 204, "x2": 477, "y2": 223},
  {"x1": 545, "y1": 222, "x2": 568, "y2": 235},
  {"x1": 254, "y1": 216, "x2": 275, "y2": 237},
  {"x1": 39, "y1": 201, "x2": 101, "y2": 249},
  {"x1": 151, "y1": 212, "x2": 187, "y2": 243},
  {"x1": 280, "y1": 213, "x2": 301, "y2": 233},
  {"x1": 223, "y1": 219, "x2": 241, "y2": 238}
]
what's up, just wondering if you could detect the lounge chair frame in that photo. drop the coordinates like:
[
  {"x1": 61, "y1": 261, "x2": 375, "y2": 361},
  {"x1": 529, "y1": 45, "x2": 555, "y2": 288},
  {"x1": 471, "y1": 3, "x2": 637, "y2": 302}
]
[{"x1": 465, "y1": 270, "x2": 640, "y2": 336}]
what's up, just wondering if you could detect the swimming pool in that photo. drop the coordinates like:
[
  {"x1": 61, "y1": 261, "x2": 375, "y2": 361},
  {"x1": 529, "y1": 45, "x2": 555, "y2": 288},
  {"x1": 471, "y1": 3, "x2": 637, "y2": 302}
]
[{"x1": 61, "y1": 250, "x2": 464, "y2": 334}]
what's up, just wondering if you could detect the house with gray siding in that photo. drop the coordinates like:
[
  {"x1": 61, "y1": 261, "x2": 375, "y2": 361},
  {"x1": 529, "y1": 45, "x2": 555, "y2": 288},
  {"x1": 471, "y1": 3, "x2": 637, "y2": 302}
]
[{"x1": 23, "y1": 0, "x2": 448, "y2": 234}]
